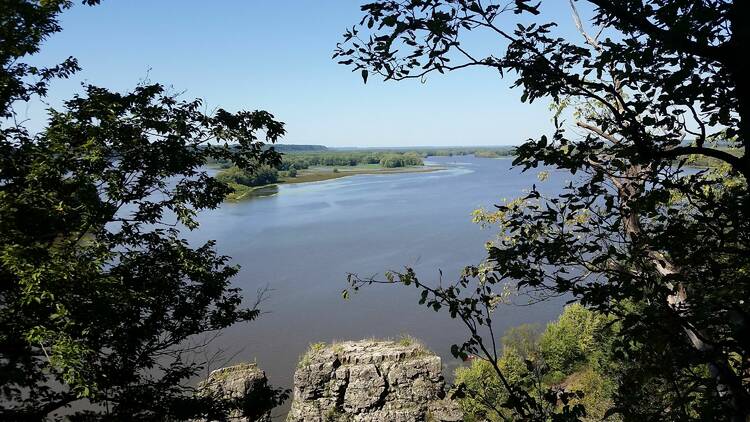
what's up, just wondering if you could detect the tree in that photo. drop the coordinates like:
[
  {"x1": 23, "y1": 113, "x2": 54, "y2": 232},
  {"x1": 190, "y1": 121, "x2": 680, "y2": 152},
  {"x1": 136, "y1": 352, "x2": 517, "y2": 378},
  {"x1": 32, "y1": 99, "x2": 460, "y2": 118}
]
[
  {"x1": 1, "y1": 1, "x2": 286, "y2": 419},
  {"x1": 539, "y1": 304, "x2": 611, "y2": 376},
  {"x1": 216, "y1": 164, "x2": 280, "y2": 187},
  {"x1": 455, "y1": 305, "x2": 618, "y2": 422},
  {"x1": 341, "y1": 0, "x2": 749, "y2": 420}
]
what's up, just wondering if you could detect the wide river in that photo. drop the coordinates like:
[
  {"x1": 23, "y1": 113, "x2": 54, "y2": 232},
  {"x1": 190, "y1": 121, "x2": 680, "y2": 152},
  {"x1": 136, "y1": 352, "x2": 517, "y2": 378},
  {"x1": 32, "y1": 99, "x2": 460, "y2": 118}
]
[{"x1": 190, "y1": 155, "x2": 568, "y2": 415}]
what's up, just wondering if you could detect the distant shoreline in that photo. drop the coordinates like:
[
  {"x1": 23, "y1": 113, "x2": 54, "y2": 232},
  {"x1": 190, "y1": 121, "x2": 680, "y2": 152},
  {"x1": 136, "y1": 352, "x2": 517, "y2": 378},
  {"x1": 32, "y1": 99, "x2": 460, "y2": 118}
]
[{"x1": 225, "y1": 164, "x2": 444, "y2": 201}]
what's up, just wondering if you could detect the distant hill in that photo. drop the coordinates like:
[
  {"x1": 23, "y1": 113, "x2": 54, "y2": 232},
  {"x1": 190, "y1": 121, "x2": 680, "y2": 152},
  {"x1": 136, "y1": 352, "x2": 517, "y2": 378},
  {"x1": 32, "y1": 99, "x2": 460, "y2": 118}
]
[{"x1": 270, "y1": 144, "x2": 328, "y2": 153}]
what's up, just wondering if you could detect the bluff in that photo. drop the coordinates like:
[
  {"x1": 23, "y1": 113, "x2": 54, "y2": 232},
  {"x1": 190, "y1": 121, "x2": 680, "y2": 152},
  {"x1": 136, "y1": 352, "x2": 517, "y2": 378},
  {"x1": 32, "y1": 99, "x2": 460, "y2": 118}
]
[
  {"x1": 200, "y1": 362, "x2": 272, "y2": 422},
  {"x1": 286, "y1": 339, "x2": 462, "y2": 422}
]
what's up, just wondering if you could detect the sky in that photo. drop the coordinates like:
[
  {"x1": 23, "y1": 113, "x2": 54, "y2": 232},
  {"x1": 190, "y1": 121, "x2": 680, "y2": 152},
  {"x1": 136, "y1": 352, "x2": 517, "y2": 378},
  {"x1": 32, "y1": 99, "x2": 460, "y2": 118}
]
[{"x1": 24, "y1": 1, "x2": 590, "y2": 147}]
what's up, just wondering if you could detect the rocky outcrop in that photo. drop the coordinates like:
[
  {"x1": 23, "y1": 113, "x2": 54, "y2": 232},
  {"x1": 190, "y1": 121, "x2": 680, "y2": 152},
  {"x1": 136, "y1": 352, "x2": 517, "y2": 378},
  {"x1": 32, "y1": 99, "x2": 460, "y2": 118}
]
[
  {"x1": 201, "y1": 362, "x2": 272, "y2": 422},
  {"x1": 286, "y1": 339, "x2": 462, "y2": 422}
]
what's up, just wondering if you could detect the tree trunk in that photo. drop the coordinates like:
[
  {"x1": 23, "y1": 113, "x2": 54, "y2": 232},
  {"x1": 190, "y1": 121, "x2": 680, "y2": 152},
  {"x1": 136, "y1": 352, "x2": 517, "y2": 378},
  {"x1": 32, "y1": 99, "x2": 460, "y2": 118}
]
[{"x1": 614, "y1": 165, "x2": 750, "y2": 420}]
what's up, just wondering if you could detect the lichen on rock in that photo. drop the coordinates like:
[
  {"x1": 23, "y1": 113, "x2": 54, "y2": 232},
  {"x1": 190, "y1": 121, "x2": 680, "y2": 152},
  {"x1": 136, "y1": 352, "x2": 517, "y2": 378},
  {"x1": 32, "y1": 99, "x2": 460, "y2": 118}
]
[{"x1": 286, "y1": 339, "x2": 462, "y2": 422}]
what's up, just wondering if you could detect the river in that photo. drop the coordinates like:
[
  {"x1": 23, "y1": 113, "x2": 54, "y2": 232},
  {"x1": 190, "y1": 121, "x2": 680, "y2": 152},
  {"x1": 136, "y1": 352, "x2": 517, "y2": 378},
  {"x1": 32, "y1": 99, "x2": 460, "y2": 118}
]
[{"x1": 189, "y1": 155, "x2": 569, "y2": 415}]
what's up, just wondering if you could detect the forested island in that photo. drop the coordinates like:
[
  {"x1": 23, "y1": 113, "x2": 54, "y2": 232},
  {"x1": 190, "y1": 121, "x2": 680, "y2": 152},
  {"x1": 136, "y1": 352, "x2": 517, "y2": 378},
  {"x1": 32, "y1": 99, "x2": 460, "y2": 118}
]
[{"x1": 213, "y1": 147, "x2": 514, "y2": 200}]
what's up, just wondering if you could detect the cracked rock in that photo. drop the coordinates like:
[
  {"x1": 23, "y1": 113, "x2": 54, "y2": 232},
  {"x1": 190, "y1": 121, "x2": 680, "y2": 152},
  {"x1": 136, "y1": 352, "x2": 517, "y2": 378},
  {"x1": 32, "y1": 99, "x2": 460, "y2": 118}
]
[
  {"x1": 199, "y1": 363, "x2": 272, "y2": 422},
  {"x1": 286, "y1": 339, "x2": 462, "y2": 422}
]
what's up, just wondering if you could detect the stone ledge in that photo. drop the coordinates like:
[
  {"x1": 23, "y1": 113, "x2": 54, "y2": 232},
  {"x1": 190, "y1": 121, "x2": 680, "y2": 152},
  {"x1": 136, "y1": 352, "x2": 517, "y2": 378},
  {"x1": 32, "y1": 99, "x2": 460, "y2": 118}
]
[{"x1": 287, "y1": 339, "x2": 462, "y2": 422}]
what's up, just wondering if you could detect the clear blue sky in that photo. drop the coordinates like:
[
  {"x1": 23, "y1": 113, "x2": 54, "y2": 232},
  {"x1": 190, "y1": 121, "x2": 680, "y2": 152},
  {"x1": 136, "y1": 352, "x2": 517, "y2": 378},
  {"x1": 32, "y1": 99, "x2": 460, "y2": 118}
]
[{"x1": 25, "y1": 1, "x2": 588, "y2": 147}]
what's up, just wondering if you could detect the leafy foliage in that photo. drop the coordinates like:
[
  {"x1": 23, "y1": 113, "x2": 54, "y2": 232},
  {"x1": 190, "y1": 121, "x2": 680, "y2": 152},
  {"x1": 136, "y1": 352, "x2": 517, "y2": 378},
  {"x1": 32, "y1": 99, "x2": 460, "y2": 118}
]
[
  {"x1": 216, "y1": 163, "x2": 280, "y2": 187},
  {"x1": 341, "y1": 0, "x2": 750, "y2": 420},
  {"x1": 539, "y1": 304, "x2": 612, "y2": 376},
  {"x1": 1, "y1": 1, "x2": 286, "y2": 419},
  {"x1": 378, "y1": 152, "x2": 423, "y2": 167},
  {"x1": 455, "y1": 305, "x2": 616, "y2": 422},
  {"x1": 454, "y1": 355, "x2": 525, "y2": 422}
]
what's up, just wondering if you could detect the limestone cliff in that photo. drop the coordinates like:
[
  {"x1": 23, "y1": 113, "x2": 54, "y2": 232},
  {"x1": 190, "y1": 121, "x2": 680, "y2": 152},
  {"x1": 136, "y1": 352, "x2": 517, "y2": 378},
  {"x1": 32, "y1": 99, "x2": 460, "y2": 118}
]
[
  {"x1": 286, "y1": 339, "x2": 462, "y2": 422},
  {"x1": 201, "y1": 362, "x2": 272, "y2": 422}
]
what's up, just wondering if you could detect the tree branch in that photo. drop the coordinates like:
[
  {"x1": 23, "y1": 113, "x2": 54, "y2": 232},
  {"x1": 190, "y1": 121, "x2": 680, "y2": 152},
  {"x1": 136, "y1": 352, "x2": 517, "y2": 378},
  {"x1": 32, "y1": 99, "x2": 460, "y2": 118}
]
[
  {"x1": 588, "y1": 0, "x2": 728, "y2": 62},
  {"x1": 661, "y1": 146, "x2": 744, "y2": 171}
]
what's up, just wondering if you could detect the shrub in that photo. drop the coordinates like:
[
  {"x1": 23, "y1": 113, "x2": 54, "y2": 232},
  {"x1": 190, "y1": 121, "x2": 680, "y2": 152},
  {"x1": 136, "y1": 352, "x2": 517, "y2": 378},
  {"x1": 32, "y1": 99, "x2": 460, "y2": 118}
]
[
  {"x1": 539, "y1": 304, "x2": 611, "y2": 375},
  {"x1": 454, "y1": 305, "x2": 617, "y2": 421},
  {"x1": 454, "y1": 348, "x2": 530, "y2": 422}
]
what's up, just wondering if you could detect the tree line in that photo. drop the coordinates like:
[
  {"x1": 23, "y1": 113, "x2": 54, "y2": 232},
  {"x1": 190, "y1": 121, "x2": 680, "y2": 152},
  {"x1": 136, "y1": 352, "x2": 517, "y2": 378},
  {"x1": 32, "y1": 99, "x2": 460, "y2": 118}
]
[
  {"x1": 2, "y1": 0, "x2": 748, "y2": 421},
  {"x1": 213, "y1": 146, "x2": 517, "y2": 189},
  {"x1": 276, "y1": 151, "x2": 424, "y2": 170},
  {"x1": 214, "y1": 151, "x2": 426, "y2": 188}
]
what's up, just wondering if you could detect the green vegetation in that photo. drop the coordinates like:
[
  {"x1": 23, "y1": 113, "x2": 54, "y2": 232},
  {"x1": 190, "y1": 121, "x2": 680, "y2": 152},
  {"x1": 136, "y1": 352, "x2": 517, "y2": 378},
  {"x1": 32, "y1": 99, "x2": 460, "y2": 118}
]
[
  {"x1": 212, "y1": 147, "x2": 513, "y2": 170},
  {"x1": 218, "y1": 164, "x2": 440, "y2": 201},
  {"x1": 275, "y1": 150, "x2": 424, "y2": 170},
  {"x1": 1, "y1": 1, "x2": 287, "y2": 420},
  {"x1": 396, "y1": 334, "x2": 420, "y2": 347},
  {"x1": 214, "y1": 150, "x2": 436, "y2": 199},
  {"x1": 378, "y1": 152, "x2": 422, "y2": 167},
  {"x1": 454, "y1": 345, "x2": 534, "y2": 421},
  {"x1": 3, "y1": 0, "x2": 749, "y2": 420},
  {"x1": 211, "y1": 147, "x2": 518, "y2": 200},
  {"x1": 408, "y1": 146, "x2": 515, "y2": 158},
  {"x1": 342, "y1": 1, "x2": 750, "y2": 420},
  {"x1": 215, "y1": 164, "x2": 279, "y2": 187},
  {"x1": 683, "y1": 146, "x2": 744, "y2": 168},
  {"x1": 298, "y1": 342, "x2": 328, "y2": 368},
  {"x1": 454, "y1": 305, "x2": 617, "y2": 422},
  {"x1": 272, "y1": 144, "x2": 328, "y2": 153},
  {"x1": 472, "y1": 150, "x2": 504, "y2": 158},
  {"x1": 212, "y1": 146, "x2": 517, "y2": 200}
]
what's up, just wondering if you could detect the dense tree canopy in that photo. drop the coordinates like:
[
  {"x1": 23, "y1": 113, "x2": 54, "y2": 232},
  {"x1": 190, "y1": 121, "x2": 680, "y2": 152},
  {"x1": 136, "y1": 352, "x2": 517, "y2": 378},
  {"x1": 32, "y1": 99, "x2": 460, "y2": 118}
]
[
  {"x1": 455, "y1": 305, "x2": 618, "y2": 422},
  {"x1": 277, "y1": 150, "x2": 424, "y2": 170},
  {"x1": 1, "y1": 1, "x2": 286, "y2": 420},
  {"x1": 341, "y1": 0, "x2": 749, "y2": 420},
  {"x1": 216, "y1": 163, "x2": 280, "y2": 187}
]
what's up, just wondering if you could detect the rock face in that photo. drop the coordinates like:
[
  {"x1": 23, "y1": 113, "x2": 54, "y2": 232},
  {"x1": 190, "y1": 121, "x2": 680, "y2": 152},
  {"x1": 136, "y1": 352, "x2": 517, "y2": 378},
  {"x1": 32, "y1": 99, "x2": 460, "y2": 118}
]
[
  {"x1": 287, "y1": 339, "x2": 462, "y2": 422},
  {"x1": 201, "y1": 363, "x2": 271, "y2": 422}
]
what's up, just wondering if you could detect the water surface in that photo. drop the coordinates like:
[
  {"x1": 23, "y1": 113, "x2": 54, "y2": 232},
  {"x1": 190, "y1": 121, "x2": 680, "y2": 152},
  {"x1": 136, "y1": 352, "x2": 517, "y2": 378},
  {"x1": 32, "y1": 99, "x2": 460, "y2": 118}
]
[{"x1": 190, "y1": 155, "x2": 568, "y2": 408}]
